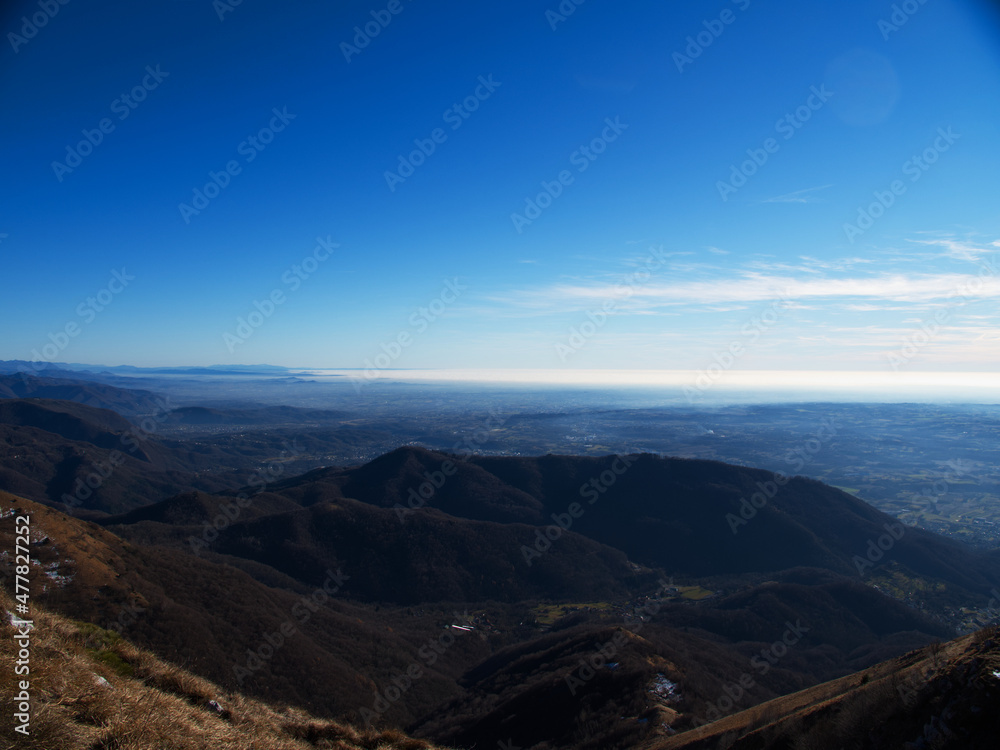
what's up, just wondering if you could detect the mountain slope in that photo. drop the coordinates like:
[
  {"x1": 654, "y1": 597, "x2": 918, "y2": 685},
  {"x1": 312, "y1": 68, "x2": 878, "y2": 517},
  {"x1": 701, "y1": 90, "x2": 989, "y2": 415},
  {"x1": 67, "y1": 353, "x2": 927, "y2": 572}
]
[
  {"x1": 407, "y1": 572, "x2": 952, "y2": 749},
  {"x1": 0, "y1": 587, "x2": 447, "y2": 750},
  {"x1": 0, "y1": 372, "x2": 166, "y2": 416},
  {"x1": 105, "y1": 491, "x2": 653, "y2": 605},
  {"x1": 262, "y1": 447, "x2": 1000, "y2": 610},
  {"x1": 0, "y1": 404, "x2": 237, "y2": 515},
  {"x1": 0, "y1": 396, "x2": 397, "y2": 515},
  {"x1": 0, "y1": 492, "x2": 491, "y2": 727},
  {"x1": 0, "y1": 398, "x2": 136, "y2": 444},
  {"x1": 643, "y1": 626, "x2": 1000, "y2": 750}
]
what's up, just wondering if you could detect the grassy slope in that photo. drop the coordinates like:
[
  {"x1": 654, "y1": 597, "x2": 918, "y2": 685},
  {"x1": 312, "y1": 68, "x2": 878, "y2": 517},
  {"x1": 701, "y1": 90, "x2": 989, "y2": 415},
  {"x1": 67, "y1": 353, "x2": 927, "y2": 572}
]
[
  {"x1": 645, "y1": 626, "x2": 1000, "y2": 750},
  {"x1": 0, "y1": 587, "x2": 447, "y2": 750}
]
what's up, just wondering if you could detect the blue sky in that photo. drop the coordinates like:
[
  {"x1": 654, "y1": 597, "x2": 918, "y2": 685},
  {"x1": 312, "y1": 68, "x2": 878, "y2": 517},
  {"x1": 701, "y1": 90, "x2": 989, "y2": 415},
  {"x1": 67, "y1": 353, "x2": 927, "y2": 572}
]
[{"x1": 2, "y1": 0, "x2": 999, "y2": 375}]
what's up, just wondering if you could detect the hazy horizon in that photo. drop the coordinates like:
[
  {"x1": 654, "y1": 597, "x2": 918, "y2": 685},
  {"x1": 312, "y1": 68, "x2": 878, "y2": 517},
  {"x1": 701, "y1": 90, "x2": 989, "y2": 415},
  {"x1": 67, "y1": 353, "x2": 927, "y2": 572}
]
[{"x1": 9, "y1": 360, "x2": 1000, "y2": 405}]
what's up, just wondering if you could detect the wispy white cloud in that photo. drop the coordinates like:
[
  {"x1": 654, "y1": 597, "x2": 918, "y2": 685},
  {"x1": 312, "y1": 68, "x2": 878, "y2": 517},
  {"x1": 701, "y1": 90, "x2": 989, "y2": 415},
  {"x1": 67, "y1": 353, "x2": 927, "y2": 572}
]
[
  {"x1": 455, "y1": 237, "x2": 1000, "y2": 373},
  {"x1": 797, "y1": 255, "x2": 877, "y2": 271},
  {"x1": 760, "y1": 184, "x2": 833, "y2": 204},
  {"x1": 845, "y1": 303, "x2": 922, "y2": 312},
  {"x1": 488, "y1": 272, "x2": 1000, "y2": 312},
  {"x1": 906, "y1": 237, "x2": 1000, "y2": 262}
]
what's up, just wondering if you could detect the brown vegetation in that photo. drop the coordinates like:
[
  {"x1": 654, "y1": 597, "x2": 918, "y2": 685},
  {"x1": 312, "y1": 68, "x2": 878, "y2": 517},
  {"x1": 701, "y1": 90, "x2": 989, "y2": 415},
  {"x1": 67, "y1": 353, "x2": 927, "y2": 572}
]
[{"x1": 0, "y1": 587, "x2": 447, "y2": 750}]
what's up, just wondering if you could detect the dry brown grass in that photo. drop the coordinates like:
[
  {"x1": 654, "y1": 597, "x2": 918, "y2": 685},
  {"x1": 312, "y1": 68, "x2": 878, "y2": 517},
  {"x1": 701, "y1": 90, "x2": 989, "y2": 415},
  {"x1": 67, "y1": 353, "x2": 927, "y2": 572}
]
[{"x1": 0, "y1": 588, "x2": 446, "y2": 750}]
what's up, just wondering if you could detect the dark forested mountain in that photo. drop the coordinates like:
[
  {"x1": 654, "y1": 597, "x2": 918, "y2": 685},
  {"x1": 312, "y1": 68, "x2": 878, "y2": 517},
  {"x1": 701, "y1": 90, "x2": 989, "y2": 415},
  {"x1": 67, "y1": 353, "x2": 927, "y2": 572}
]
[
  {"x1": 0, "y1": 396, "x2": 381, "y2": 515},
  {"x1": 0, "y1": 372, "x2": 167, "y2": 415},
  {"x1": 206, "y1": 445, "x2": 1000, "y2": 607},
  {"x1": 0, "y1": 398, "x2": 241, "y2": 515}
]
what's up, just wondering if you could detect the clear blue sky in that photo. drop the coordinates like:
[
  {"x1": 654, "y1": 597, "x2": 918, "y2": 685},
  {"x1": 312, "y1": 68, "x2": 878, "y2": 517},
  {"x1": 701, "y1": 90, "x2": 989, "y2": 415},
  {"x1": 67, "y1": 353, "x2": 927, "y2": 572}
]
[{"x1": 2, "y1": 0, "x2": 999, "y2": 374}]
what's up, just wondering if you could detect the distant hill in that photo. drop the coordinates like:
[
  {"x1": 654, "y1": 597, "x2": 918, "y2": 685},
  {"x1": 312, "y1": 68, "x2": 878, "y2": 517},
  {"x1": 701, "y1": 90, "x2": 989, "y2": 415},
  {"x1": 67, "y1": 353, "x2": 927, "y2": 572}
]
[
  {"x1": 0, "y1": 360, "x2": 292, "y2": 377},
  {"x1": 0, "y1": 372, "x2": 166, "y2": 416},
  {"x1": 0, "y1": 398, "x2": 135, "y2": 448},
  {"x1": 0, "y1": 399, "x2": 244, "y2": 514},
  {"x1": 0, "y1": 397, "x2": 381, "y2": 515},
  {"x1": 103, "y1": 363, "x2": 292, "y2": 375}
]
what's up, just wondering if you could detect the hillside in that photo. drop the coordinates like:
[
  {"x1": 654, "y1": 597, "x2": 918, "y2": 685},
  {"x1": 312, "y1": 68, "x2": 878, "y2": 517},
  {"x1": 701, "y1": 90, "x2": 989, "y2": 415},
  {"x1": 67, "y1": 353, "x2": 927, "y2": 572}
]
[
  {"x1": 643, "y1": 626, "x2": 1000, "y2": 749},
  {"x1": 0, "y1": 373, "x2": 166, "y2": 416},
  {"x1": 0, "y1": 396, "x2": 390, "y2": 515},
  {"x1": 0, "y1": 492, "x2": 492, "y2": 728},
  {"x1": 0, "y1": 400, "x2": 240, "y2": 515},
  {"x1": 0, "y1": 587, "x2": 447, "y2": 750},
  {"x1": 239, "y1": 446, "x2": 1000, "y2": 612}
]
